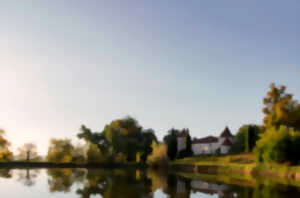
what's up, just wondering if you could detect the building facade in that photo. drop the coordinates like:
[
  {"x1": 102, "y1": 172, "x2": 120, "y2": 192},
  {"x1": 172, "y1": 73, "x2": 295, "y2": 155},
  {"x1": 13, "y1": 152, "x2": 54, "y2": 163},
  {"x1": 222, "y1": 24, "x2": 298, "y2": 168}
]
[{"x1": 190, "y1": 127, "x2": 233, "y2": 155}]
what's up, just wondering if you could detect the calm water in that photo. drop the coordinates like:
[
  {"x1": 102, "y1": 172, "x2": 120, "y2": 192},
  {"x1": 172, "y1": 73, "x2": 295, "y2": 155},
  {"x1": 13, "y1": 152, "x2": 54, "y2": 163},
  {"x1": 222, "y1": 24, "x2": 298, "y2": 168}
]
[{"x1": 0, "y1": 168, "x2": 300, "y2": 198}]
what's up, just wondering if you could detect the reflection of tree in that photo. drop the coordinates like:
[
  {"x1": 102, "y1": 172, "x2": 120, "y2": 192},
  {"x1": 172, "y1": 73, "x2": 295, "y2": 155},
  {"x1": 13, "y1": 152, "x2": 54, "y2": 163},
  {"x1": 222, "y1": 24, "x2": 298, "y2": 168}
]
[
  {"x1": 0, "y1": 169, "x2": 12, "y2": 178},
  {"x1": 162, "y1": 174, "x2": 191, "y2": 198},
  {"x1": 76, "y1": 169, "x2": 153, "y2": 198},
  {"x1": 47, "y1": 169, "x2": 85, "y2": 193},
  {"x1": 17, "y1": 169, "x2": 40, "y2": 187}
]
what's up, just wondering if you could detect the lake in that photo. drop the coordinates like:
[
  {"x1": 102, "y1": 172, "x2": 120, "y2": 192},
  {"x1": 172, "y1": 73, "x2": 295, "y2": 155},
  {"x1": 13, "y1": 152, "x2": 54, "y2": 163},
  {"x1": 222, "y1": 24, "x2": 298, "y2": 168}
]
[{"x1": 0, "y1": 168, "x2": 300, "y2": 198}]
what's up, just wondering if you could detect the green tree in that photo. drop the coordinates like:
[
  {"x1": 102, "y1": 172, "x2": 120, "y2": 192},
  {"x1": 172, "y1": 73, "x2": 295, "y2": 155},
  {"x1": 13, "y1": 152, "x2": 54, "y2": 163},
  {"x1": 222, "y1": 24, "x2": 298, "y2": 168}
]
[
  {"x1": 140, "y1": 128, "x2": 157, "y2": 162},
  {"x1": 147, "y1": 141, "x2": 168, "y2": 167},
  {"x1": 254, "y1": 126, "x2": 300, "y2": 164},
  {"x1": 231, "y1": 125, "x2": 261, "y2": 153},
  {"x1": 86, "y1": 143, "x2": 104, "y2": 164},
  {"x1": 77, "y1": 125, "x2": 109, "y2": 154},
  {"x1": 78, "y1": 116, "x2": 157, "y2": 163},
  {"x1": 263, "y1": 83, "x2": 300, "y2": 130},
  {"x1": 163, "y1": 128, "x2": 178, "y2": 160},
  {"x1": 46, "y1": 139, "x2": 74, "y2": 163}
]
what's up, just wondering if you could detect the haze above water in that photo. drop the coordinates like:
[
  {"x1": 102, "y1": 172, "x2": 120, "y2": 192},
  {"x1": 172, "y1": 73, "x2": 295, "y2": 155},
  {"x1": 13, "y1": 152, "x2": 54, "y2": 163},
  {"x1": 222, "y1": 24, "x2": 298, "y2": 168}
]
[{"x1": 0, "y1": 168, "x2": 300, "y2": 198}]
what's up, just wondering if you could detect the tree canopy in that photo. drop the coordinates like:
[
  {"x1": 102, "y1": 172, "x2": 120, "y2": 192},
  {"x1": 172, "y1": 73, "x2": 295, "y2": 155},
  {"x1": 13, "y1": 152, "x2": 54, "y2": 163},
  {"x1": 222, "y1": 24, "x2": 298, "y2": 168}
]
[
  {"x1": 78, "y1": 116, "x2": 157, "y2": 163},
  {"x1": 46, "y1": 139, "x2": 75, "y2": 163},
  {"x1": 263, "y1": 83, "x2": 300, "y2": 130}
]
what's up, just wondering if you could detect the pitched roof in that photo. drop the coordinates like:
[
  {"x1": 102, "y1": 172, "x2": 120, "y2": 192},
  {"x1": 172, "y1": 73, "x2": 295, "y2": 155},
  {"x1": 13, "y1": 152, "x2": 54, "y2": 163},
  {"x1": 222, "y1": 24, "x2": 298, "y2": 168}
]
[
  {"x1": 192, "y1": 136, "x2": 218, "y2": 144},
  {"x1": 220, "y1": 127, "x2": 233, "y2": 137},
  {"x1": 221, "y1": 138, "x2": 232, "y2": 146}
]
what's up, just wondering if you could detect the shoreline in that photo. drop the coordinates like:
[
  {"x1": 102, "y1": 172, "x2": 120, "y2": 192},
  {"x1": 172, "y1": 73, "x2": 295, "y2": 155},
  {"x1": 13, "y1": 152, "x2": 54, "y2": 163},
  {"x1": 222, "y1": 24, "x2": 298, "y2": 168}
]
[
  {"x1": 169, "y1": 154, "x2": 300, "y2": 185},
  {"x1": 0, "y1": 162, "x2": 146, "y2": 169}
]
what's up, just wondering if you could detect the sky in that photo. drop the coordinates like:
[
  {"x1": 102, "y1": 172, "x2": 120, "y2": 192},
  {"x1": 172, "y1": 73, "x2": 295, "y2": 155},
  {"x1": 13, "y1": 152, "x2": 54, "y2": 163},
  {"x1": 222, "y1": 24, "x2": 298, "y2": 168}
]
[{"x1": 0, "y1": 1, "x2": 299, "y2": 155}]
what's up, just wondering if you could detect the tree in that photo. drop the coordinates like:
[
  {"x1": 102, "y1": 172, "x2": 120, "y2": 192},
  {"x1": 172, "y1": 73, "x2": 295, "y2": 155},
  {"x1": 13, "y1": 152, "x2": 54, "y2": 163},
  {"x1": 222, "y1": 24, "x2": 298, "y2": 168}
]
[
  {"x1": 78, "y1": 116, "x2": 157, "y2": 163},
  {"x1": 46, "y1": 139, "x2": 74, "y2": 163},
  {"x1": 140, "y1": 128, "x2": 157, "y2": 162},
  {"x1": 147, "y1": 141, "x2": 168, "y2": 167},
  {"x1": 263, "y1": 83, "x2": 300, "y2": 130},
  {"x1": 231, "y1": 125, "x2": 261, "y2": 153},
  {"x1": 17, "y1": 143, "x2": 39, "y2": 161},
  {"x1": 0, "y1": 129, "x2": 13, "y2": 161},
  {"x1": 163, "y1": 128, "x2": 178, "y2": 160},
  {"x1": 78, "y1": 125, "x2": 109, "y2": 154},
  {"x1": 254, "y1": 126, "x2": 300, "y2": 164},
  {"x1": 86, "y1": 143, "x2": 104, "y2": 164}
]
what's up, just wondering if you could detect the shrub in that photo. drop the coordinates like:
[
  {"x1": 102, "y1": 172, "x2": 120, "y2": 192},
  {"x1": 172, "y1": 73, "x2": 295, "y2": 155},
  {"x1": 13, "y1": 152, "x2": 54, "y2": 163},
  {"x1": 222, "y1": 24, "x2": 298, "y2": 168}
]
[
  {"x1": 147, "y1": 141, "x2": 168, "y2": 167},
  {"x1": 254, "y1": 126, "x2": 300, "y2": 164}
]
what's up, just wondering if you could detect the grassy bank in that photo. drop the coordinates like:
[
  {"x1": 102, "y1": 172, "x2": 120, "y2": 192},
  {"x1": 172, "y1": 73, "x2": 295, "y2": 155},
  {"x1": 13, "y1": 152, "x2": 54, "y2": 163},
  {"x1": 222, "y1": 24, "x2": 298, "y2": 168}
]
[{"x1": 170, "y1": 154, "x2": 300, "y2": 183}]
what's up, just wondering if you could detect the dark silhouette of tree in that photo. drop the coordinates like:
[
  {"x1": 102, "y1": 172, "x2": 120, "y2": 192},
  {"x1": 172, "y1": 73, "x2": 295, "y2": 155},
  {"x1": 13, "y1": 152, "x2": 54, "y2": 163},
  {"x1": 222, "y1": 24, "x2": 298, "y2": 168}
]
[{"x1": 163, "y1": 128, "x2": 178, "y2": 160}]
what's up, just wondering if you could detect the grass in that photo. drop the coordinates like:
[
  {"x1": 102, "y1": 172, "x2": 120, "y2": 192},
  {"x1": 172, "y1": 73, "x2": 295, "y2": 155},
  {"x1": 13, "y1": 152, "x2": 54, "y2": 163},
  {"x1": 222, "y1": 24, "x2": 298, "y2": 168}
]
[{"x1": 170, "y1": 153, "x2": 300, "y2": 183}]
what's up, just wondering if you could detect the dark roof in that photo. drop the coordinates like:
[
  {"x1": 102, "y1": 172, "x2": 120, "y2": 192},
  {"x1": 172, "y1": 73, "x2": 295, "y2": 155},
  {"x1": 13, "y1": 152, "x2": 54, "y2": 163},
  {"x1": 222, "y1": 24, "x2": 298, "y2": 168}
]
[
  {"x1": 222, "y1": 138, "x2": 232, "y2": 146},
  {"x1": 220, "y1": 127, "x2": 233, "y2": 137},
  {"x1": 192, "y1": 136, "x2": 218, "y2": 144}
]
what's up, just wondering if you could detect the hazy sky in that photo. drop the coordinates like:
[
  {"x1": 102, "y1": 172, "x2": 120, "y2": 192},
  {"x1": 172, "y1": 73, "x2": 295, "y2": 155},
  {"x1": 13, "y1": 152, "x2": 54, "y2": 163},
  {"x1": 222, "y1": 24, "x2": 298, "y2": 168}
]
[{"x1": 1, "y1": 1, "x2": 299, "y2": 155}]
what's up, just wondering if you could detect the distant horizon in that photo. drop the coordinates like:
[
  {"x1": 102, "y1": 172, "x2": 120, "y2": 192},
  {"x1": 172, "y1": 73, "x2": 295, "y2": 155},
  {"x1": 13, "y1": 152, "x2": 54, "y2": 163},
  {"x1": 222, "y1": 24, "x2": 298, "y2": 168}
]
[{"x1": 1, "y1": 1, "x2": 299, "y2": 155}]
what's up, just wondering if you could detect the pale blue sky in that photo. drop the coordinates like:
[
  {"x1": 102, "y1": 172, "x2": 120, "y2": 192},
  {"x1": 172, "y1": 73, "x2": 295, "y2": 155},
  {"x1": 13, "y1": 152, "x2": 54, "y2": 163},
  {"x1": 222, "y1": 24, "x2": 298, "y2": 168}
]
[{"x1": 0, "y1": 1, "x2": 299, "y2": 154}]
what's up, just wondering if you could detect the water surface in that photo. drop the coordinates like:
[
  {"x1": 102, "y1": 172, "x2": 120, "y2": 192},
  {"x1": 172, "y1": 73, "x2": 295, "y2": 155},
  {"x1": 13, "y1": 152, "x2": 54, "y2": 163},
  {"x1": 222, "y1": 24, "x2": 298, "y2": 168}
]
[{"x1": 0, "y1": 168, "x2": 300, "y2": 198}]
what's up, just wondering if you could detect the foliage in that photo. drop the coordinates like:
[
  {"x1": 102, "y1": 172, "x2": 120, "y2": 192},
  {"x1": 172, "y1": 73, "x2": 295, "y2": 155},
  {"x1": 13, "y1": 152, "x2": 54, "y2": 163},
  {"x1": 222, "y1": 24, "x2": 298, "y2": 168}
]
[
  {"x1": 78, "y1": 116, "x2": 157, "y2": 163},
  {"x1": 147, "y1": 141, "x2": 168, "y2": 167},
  {"x1": 163, "y1": 128, "x2": 178, "y2": 160},
  {"x1": 231, "y1": 125, "x2": 261, "y2": 153},
  {"x1": 0, "y1": 129, "x2": 13, "y2": 161},
  {"x1": 86, "y1": 143, "x2": 104, "y2": 164},
  {"x1": 17, "y1": 143, "x2": 39, "y2": 161},
  {"x1": 263, "y1": 83, "x2": 300, "y2": 130},
  {"x1": 0, "y1": 149, "x2": 13, "y2": 162},
  {"x1": 72, "y1": 144, "x2": 86, "y2": 164},
  {"x1": 254, "y1": 126, "x2": 300, "y2": 164},
  {"x1": 46, "y1": 139, "x2": 74, "y2": 163}
]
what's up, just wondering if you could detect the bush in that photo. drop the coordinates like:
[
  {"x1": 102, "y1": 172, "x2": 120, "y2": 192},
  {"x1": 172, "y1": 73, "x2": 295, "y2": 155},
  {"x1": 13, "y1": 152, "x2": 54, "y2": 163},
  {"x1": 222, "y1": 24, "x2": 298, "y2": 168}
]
[
  {"x1": 254, "y1": 126, "x2": 300, "y2": 164},
  {"x1": 147, "y1": 141, "x2": 168, "y2": 167}
]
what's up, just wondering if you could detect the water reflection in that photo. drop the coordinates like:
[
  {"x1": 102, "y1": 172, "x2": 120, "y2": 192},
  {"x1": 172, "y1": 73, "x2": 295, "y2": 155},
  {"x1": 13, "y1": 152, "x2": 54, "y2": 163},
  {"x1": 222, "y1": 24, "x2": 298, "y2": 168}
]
[
  {"x1": 0, "y1": 168, "x2": 300, "y2": 198},
  {"x1": 0, "y1": 169, "x2": 12, "y2": 178},
  {"x1": 47, "y1": 168, "x2": 85, "y2": 192},
  {"x1": 76, "y1": 169, "x2": 153, "y2": 198},
  {"x1": 17, "y1": 169, "x2": 40, "y2": 187}
]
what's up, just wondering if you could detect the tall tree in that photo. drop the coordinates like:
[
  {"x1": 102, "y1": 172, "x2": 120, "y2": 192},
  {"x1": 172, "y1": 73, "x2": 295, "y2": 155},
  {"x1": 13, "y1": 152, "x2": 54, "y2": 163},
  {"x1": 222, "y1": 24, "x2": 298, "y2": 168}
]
[
  {"x1": 163, "y1": 128, "x2": 178, "y2": 160},
  {"x1": 17, "y1": 143, "x2": 39, "y2": 161},
  {"x1": 231, "y1": 125, "x2": 261, "y2": 153},
  {"x1": 263, "y1": 83, "x2": 300, "y2": 130}
]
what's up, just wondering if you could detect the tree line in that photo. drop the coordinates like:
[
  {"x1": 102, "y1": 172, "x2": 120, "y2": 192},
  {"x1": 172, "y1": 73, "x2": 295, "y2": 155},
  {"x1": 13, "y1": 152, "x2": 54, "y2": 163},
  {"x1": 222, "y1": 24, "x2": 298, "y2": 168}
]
[{"x1": 0, "y1": 83, "x2": 299, "y2": 165}]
